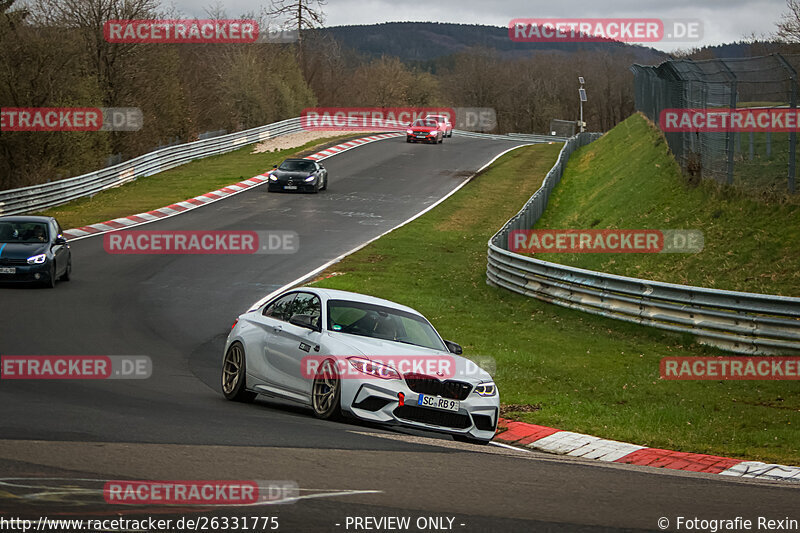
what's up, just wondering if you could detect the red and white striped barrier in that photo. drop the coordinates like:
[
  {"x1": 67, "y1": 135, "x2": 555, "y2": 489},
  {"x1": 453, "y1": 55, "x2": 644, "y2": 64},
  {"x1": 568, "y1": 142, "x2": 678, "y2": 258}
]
[{"x1": 496, "y1": 419, "x2": 800, "y2": 482}]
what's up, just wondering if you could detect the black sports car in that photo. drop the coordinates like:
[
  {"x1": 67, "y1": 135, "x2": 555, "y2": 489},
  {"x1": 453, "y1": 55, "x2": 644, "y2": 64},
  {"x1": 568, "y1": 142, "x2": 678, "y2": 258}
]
[
  {"x1": 267, "y1": 158, "x2": 328, "y2": 193},
  {"x1": 0, "y1": 215, "x2": 72, "y2": 288}
]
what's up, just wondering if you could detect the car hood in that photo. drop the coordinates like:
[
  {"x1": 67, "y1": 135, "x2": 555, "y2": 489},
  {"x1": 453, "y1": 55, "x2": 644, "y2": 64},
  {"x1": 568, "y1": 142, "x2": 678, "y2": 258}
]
[
  {"x1": 0, "y1": 242, "x2": 48, "y2": 259},
  {"x1": 409, "y1": 126, "x2": 437, "y2": 132},
  {"x1": 324, "y1": 332, "x2": 493, "y2": 383},
  {"x1": 272, "y1": 169, "x2": 314, "y2": 180}
]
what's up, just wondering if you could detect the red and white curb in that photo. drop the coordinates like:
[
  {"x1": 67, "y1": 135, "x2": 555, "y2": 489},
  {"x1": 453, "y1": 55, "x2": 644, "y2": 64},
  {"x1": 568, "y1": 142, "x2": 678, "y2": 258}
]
[
  {"x1": 62, "y1": 133, "x2": 402, "y2": 241},
  {"x1": 496, "y1": 419, "x2": 800, "y2": 483}
]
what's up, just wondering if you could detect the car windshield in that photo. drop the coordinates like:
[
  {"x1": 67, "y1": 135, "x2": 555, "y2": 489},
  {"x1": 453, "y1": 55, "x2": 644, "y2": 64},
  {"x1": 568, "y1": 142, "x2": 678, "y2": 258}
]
[
  {"x1": 412, "y1": 119, "x2": 438, "y2": 128},
  {"x1": 0, "y1": 221, "x2": 49, "y2": 243},
  {"x1": 327, "y1": 299, "x2": 447, "y2": 351},
  {"x1": 278, "y1": 160, "x2": 315, "y2": 172}
]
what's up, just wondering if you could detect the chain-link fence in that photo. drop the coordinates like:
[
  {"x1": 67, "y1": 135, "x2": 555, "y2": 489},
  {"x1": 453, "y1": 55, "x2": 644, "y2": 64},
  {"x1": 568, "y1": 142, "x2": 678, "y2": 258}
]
[
  {"x1": 549, "y1": 119, "x2": 577, "y2": 137},
  {"x1": 631, "y1": 54, "x2": 798, "y2": 193}
]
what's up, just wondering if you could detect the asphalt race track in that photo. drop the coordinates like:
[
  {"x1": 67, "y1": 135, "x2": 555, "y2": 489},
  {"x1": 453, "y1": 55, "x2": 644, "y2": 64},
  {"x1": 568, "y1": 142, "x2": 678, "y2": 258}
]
[{"x1": 0, "y1": 135, "x2": 797, "y2": 532}]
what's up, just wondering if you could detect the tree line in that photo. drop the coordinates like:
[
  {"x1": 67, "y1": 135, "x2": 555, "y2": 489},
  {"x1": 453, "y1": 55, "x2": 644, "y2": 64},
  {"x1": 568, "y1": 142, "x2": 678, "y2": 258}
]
[{"x1": 0, "y1": 0, "x2": 677, "y2": 190}]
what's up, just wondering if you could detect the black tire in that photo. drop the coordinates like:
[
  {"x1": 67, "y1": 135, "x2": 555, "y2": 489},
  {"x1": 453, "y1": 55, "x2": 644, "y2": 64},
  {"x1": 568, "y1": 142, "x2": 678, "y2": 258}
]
[
  {"x1": 221, "y1": 342, "x2": 257, "y2": 402},
  {"x1": 44, "y1": 263, "x2": 56, "y2": 288},
  {"x1": 438, "y1": 135, "x2": 443, "y2": 144},
  {"x1": 453, "y1": 435, "x2": 490, "y2": 445},
  {"x1": 60, "y1": 259, "x2": 71, "y2": 281},
  {"x1": 311, "y1": 358, "x2": 342, "y2": 420},
  {"x1": 320, "y1": 174, "x2": 327, "y2": 191}
]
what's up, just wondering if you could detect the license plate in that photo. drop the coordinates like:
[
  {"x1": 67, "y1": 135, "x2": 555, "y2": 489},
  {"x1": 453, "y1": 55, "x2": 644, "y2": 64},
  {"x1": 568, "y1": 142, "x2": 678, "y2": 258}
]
[
  {"x1": 417, "y1": 394, "x2": 459, "y2": 412},
  {"x1": 0, "y1": 267, "x2": 16, "y2": 274},
  {"x1": 284, "y1": 185, "x2": 297, "y2": 190}
]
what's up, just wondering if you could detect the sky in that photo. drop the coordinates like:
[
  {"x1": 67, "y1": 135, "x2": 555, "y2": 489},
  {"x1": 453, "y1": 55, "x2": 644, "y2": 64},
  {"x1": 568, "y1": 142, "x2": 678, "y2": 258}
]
[{"x1": 169, "y1": 0, "x2": 790, "y2": 52}]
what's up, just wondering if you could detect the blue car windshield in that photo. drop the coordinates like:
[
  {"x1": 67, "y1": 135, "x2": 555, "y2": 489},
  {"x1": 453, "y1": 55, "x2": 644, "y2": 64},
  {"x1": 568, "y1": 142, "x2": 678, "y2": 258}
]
[
  {"x1": 0, "y1": 222, "x2": 49, "y2": 243},
  {"x1": 327, "y1": 299, "x2": 446, "y2": 351}
]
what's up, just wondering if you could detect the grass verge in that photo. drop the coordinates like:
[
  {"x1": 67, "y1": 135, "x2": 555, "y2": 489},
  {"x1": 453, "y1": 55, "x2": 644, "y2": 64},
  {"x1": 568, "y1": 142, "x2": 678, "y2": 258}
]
[
  {"x1": 37, "y1": 134, "x2": 357, "y2": 230},
  {"x1": 533, "y1": 113, "x2": 800, "y2": 296},
  {"x1": 307, "y1": 142, "x2": 799, "y2": 465}
]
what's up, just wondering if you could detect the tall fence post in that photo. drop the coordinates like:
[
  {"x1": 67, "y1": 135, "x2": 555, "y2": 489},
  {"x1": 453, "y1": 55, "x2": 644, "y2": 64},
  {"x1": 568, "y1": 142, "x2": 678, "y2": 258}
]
[{"x1": 776, "y1": 54, "x2": 796, "y2": 193}]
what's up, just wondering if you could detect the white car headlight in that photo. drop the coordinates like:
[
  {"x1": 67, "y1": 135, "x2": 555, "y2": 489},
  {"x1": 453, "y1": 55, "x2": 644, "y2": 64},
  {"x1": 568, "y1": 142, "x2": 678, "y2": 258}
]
[
  {"x1": 304, "y1": 175, "x2": 316, "y2": 182},
  {"x1": 27, "y1": 254, "x2": 47, "y2": 265},
  {"x1": 474, "y1": 382, "x2": 496, "y2": 397},
  {"x1": 269, "y1": 174, "x2": 277, "y2": 181},
  {"x1": 406, "y1": 129, "x2": 413, "y2": 134},
  {"x1": 347, "y1": 357, "x2": 400, "y2": 380}
]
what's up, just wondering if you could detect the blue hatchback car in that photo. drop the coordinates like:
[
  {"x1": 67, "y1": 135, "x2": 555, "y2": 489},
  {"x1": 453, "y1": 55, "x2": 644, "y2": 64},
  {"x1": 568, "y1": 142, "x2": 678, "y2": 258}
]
[{"x1": 0, "y1": 216, "x2": 72, "y2": 288}]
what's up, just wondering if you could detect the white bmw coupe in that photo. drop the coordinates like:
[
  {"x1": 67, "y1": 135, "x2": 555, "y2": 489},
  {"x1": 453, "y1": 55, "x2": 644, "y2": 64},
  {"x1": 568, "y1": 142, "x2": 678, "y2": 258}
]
[{"x1": 222, "y1": 288, "x2": 499, "y2": 444}]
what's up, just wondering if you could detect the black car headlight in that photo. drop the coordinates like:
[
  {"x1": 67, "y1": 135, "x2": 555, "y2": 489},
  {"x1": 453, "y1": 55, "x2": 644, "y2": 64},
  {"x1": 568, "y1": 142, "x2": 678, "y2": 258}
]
[
  {"x1": 474, "y1": 382, "x2": 496, "y2": 397},
  {"x1": 27, "y1": 253, "x2": 47, "y2": 265}
]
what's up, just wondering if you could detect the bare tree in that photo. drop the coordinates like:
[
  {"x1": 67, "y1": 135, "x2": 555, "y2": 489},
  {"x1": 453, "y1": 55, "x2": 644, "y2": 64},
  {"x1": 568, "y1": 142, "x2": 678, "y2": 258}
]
[
  {"x1": 776, "y1": 0, "x2": 800, "y2": 42},
  {"x1": 266, "y1": 0, "x2": 326, "y2": 73},
  {"x1": 25, "y1": 0, "x2": 159, "y2": 103}
]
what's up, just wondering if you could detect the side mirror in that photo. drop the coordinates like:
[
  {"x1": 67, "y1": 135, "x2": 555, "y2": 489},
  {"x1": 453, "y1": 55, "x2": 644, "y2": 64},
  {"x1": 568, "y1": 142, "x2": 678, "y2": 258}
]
[
  {"x1": 54, "y1": 236, "x2": 67, "y2": 245},
  {"x1": 444, "y1": 340, "x2": 462, "y2": 355},
  {"x1": 289, "y1": 314, "x2": 320, "y2": 332},
  {"x1": 273, "y1": 164, "x2": 278, "y2": 169}
]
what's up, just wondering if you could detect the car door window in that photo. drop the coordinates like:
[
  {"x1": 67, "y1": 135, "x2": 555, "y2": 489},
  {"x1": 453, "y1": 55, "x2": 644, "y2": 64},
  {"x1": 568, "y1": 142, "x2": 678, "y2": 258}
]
[
  {"x1": 263, "y1": 293, "x2": 297, "y2": 322},
  {"x1": 290, "y1": 293, "x2": 321, "y2": 329}
]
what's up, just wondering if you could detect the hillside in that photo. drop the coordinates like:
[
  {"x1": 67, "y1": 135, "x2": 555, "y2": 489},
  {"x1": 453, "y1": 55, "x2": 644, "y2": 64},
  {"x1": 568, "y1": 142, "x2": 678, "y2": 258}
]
[
  {"x1": 318, "y1": 22, "x2": 667, "y2": 63},
  {"x1": 533, "y1": 113, "x2": 800, "y2": 296}
]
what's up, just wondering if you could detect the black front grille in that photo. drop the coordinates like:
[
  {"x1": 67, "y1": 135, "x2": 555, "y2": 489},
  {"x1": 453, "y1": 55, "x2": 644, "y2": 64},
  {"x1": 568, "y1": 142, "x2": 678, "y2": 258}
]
[
  {"x1": 394, "y1": 405, "x2": 471, "y2": 429},
  {"x1": 0, "y1": 258, "x2": 27, "y2": 266},
  {"x1": 404, "y1": 373, "x2": 472, "y2": 400}
]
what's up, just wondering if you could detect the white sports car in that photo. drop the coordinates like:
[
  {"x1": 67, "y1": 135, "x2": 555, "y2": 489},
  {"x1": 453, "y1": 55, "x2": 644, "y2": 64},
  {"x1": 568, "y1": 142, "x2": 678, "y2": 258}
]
[{"x1": 221, "y1": 288, "x2": 499, "y2": 444}]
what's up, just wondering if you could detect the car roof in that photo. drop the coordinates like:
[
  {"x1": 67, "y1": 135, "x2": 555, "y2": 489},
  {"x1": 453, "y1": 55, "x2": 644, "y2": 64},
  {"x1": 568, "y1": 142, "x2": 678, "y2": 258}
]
[
  {"x1": 281, "y1": 158, "x2": 314, "y2": 163},
  {"x1": 286, "y1": 287, "x2": 424, "y2": 317},
  {"x1": 0, "y1": 215, "x2": 55, "y2": 223}
]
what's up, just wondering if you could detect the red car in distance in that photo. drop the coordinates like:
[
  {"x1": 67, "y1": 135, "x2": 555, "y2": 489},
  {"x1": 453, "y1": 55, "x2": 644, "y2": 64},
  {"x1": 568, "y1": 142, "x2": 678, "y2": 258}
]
[
  {"x1": 406, "y1": 118, "x2": 443, "y2": 144},
  {"x1": 426, "y1": 114, "x2": 453, "y2": 138}
]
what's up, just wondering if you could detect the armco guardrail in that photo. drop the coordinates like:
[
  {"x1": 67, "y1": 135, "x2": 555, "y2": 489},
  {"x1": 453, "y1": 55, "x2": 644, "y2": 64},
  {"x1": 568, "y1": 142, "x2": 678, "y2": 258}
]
[
  {"x1": 0, "y1": 117, "x2": 304, "y2": 216},
  {"x1": 453, "y1": 130, "x2": 569, "y2": 143},
  {"x1": 487, "y1": 132, "x2": 800, "y2": 355}
]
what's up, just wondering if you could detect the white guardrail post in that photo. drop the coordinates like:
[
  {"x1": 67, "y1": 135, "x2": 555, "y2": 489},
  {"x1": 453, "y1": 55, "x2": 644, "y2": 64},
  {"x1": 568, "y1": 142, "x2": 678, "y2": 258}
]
[{"x1": 486, "y1": 132, "x2": 800, "y2": 355}]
